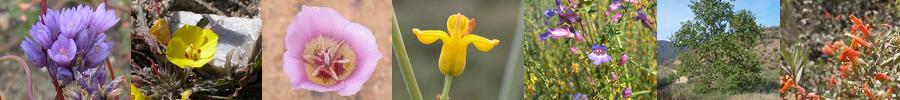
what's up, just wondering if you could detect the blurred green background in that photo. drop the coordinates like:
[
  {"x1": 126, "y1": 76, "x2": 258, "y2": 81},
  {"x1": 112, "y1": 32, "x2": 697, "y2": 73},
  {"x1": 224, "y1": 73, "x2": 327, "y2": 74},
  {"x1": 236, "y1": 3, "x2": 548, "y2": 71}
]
[{"x1": 392, "y1": 0, "x2": 523, "y2": 100}]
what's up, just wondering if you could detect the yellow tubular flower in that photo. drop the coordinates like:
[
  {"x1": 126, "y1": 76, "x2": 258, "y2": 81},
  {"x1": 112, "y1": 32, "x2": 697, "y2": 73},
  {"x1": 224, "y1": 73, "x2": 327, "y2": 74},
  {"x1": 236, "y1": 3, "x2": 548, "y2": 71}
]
[
  {"x1": 166, "y1": 25, "x2": 218, "y2": 68},
  {"x1": 412, "y1": 13, "x2": 500, "y2": 76}
]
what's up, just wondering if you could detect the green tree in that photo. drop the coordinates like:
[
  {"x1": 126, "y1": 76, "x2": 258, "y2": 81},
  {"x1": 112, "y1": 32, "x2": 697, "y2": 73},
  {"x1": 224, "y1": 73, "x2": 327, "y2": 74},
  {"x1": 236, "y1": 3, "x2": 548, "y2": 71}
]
[{"x1": 671, "y1": 0, "x2": 765, "y2": 94}]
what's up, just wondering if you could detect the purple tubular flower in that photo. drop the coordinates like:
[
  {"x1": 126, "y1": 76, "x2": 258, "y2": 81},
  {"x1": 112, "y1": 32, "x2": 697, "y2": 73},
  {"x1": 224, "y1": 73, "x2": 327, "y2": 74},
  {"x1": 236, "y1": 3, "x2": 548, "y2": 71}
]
[
  {"x1": 611, "y1": 73, "x2": 618, "y2": 81},
  {"x1": 57, "y1": 5, "x2": 90, "y2": 38},
  {"x1": 21, "y1": 39, "x2": 47, "y2": 68},
  {"x1": 558, "y1": 11, "x2": 581, "y2": 25},
  {"x1": 570, "y1": 47, "x2": 578, "y2": 54},
  {"x1": 623, "y1": 87, "x2": 632, "y2": 98},
  {"x1": 88, "y1": 3, "x2": 118, "y2": 34},
  {"x1": 53, "y1": 63, "x2": 74, "y2": 85},
  {"x1": 608, "y1": 0, "x2": 622, "y2": 12},
  {"x1": 618, "y1": 53, "x2": 628, "y2": 66},
  {"x1": 611, "y1": 13, "x2": 623, "y2": 22},
  {"x1": 49, "y1": 37, "x2": 77, "y2": 65},
  {"x1": 86, "y1": 34, "x2": 111, "y2": 66},
  {"x1": 539, "y1": 32, "x2": 551, "y2": 41}
]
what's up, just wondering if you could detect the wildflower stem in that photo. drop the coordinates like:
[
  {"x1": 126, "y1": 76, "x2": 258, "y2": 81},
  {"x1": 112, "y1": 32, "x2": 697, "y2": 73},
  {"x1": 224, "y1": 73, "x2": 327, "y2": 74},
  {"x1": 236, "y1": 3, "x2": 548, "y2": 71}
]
[
  {"x1": 392, "y1": 10, "x2": 423, "y2": 100},
  {"x1": 0, "y1": 55, "x2": 33, "y2": 100},
  {"x1": 441, "y1": 75, "x2": 453, "y2": 100}
]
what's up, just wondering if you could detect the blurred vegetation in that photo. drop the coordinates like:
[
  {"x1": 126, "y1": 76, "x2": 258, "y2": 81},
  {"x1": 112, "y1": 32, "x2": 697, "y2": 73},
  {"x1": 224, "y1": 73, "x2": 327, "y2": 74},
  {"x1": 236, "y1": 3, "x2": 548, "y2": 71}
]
[{"x1": 670, "y1": 0, "x2": 766, "y2": 94}]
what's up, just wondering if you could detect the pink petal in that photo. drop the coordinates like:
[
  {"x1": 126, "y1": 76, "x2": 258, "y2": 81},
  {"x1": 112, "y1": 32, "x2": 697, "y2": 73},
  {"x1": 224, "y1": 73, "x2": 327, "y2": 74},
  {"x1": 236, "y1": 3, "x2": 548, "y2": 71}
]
[{"x1": 334, "y1": 23, "x2": 381, "y2": 96}]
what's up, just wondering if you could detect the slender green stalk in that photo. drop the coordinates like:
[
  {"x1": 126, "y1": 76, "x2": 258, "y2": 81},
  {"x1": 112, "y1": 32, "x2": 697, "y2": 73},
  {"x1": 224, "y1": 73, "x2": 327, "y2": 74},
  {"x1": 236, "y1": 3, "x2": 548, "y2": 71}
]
[
  {"x1": 441, "y1": 75, "x2": 453, "y2": 100},
  {"x1": 392, "y1": 10, "x2": 423, "y2": 100}
]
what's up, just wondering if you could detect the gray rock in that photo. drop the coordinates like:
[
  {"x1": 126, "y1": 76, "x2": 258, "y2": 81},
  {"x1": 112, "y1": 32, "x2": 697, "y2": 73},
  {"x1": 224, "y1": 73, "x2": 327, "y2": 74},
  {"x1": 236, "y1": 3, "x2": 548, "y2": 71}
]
[{"x1": 169, "y1": 11, "x2": 260, "y2": 67}]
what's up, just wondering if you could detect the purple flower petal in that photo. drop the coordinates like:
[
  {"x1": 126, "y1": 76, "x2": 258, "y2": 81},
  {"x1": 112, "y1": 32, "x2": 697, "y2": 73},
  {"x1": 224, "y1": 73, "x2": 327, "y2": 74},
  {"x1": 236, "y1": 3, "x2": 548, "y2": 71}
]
[
  {"x1": 48, "y1": 36, "x2": 76, "y2": 65},
  {"x1": 623, "y1": 87, "x2": 632, "y2": 98},
  {"x1": 28, "y1": 23, "x2": 53, "y2": 49},
  {"x1": 58, "y1": 5, "x2": 91, "y2": 38},
  {"x1": 611, "y1": 13, "x2": 623, "y2": 22},
  {"x1": 538, "y1": 32, "x2": 551, "y2": 41},
  {"x1": 88, "y1": 3, "x2": 118, "y2": 34},
  {"x1": 86, "y1": 34, "x2": 111, "y2": 66},
  {"x1": 611, "y1": 73, "x2": 618, "y2": 81},
  {"x1": 618, "y1": 53, "x2": 628, "y2": 66},
  {"x1": 21, "y1": 39, "x2": 47, "y2": 68},
  {"x1": 54, "y1": 63, "x2": 74, "y2": 85}
]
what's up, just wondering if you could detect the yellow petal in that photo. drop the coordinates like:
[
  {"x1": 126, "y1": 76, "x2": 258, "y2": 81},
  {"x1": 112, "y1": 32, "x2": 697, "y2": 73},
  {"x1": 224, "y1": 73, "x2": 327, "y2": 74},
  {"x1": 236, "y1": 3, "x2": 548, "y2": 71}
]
[
  {"x1": 200, "y1": 28, "x2": 218, "y2": 59},
  {"x1": 173, "y1": 25, "x2": 205, "y2": 46},
  {"x1": 446, "y1": 13, "x2": 470, "y2": 38},
  {"x1": 181, "y1": 90, "x2": 192, "y2": 100},
  {"x1": 438, "y1": 43, "x2": 467, "y2": 76},
  {"x1": 150, "y1": 19, "x2": 171, "y2": 44},
  {"x1": 412, "y1": 28, "x2": 449, "y2": 44},
  {"x1": 463, "y1": 34, "x2": 500, "y2": 52},
  {"x1": 130, "y1": 84, "x2": 146, "y2": 100}
]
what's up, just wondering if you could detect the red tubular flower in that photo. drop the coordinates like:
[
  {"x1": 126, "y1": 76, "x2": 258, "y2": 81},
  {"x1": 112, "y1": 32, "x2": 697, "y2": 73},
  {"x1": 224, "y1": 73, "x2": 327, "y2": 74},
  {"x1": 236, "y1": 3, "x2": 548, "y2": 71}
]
[
  {"x1": 845, "y1": 33, "x2": 870, "y2": 48},
  {"x1": 875, "y1": 72, "x2": 890, "y2": 81},
  {"x1": 839, "y1": 64, "x2": 852, "y2": 78},
  {"x1": 780, "y1": 76, "x2": 794, "y2": 94},
  {"x1": 849, "y1": 15, "x2": 870, "y2": 38},
  {"x1": 864, "y1": 83, "x2": 876, "y2": 99},
  {"x1": 838, "y1": 46, "x2": 860, "y2": 63},
  {"x1": 821, "y1": 42, "x2": 835, "y2": 55}
]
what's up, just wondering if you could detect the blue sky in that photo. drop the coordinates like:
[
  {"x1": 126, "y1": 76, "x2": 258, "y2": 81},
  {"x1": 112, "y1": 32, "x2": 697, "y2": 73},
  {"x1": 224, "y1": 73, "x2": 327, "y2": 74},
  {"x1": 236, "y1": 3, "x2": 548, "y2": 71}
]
[{"x1": 657, "y1": 0, "x2": 780, "y2": 41}]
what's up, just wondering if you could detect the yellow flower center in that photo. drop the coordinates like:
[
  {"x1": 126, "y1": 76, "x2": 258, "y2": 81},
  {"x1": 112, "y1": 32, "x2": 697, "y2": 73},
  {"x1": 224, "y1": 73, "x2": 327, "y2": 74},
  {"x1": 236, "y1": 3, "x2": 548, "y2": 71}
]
[
  {"x1": 303, "y1": 35, "x2": 356, "y2": 86},
  {"x1": 183, "y1": 44, "x2": 203, "y2": 61}
]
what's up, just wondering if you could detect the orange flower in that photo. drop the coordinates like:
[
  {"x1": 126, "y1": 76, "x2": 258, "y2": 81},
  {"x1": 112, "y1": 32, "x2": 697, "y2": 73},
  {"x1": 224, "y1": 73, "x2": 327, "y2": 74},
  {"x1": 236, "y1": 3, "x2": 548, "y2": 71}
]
[
  {"x1": 875, "y1": 72, "x2": 890, "y2": 81},
  {"x1": 780, "y1": 76, "x2": 794, "y2": 94},
  {"x1": 840, "y1": 64, "x2": 852, "y2": 78},
  {"x1": 849, "y1": 15, "x2": 871, "y2": 38},
  {"x1": 887, "y1": 87, "x2": 895, "y2": 97},
  {"x1": 833, "y1": 40, "x2": 846, "y2": 48},
  {"x1": 821, "y1": 43, "x2": 835, "y2": 55},
  {"x1": 838, "y1": 46, "x2": 860, "y2": 63},
  {"x1": 863, "y1": 83, "x2": 875, "y2": 99},
  {"x1": 845, "y1": 33, "x2": 870, "y2": 48}
]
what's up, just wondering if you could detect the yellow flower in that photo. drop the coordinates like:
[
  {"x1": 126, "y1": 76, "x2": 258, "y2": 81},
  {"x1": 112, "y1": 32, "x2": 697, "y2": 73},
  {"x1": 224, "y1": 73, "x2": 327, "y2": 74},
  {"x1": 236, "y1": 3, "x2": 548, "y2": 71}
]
[
  {"x1": 166, "y1": 25, "x2": 218, "y2": 68},
  {"x1": 412, "y1": 13, "x2": 500, "y2": 76},
  {"x1": 130, "y1": 84, "x2": 146, "y2": 100},
  {"x1": 150, "y1": 18, "x2": 171, "y2": 44},
  {"x1": 181, "y1": 90, "x2": 192, "y2": 100}
]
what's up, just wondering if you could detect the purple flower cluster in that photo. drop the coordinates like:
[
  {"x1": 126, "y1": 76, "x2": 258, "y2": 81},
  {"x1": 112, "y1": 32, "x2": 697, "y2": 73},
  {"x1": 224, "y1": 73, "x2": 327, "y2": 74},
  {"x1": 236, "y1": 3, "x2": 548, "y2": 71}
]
[
  {"x1": 20, "y1": 3, "x2": 120, "y2": 99},
  {"x1": 538, "y1": 0, "x2": 585, "y2": 42}
]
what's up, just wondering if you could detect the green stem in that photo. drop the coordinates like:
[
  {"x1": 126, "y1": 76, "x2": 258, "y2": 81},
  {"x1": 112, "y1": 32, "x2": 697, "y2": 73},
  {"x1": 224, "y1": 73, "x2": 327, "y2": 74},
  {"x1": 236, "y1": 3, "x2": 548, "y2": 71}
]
[
  {"x1": 392, "y1": 10, "x2": 423, "y2": 100},
  {"x1": 441, "y1": 75, "x2": 453, "y2": 100}
]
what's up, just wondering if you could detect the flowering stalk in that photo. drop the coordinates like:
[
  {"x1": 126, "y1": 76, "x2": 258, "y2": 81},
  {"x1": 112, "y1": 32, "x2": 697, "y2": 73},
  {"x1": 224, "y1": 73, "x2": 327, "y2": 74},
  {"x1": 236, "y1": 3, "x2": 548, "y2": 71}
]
[
  {"x1": 441, "y1": 76, "x2": 452, "y2": 100},
  {"x1": 0, "y1": 55, "x2": 33, "y2": 100},
  {"x1": 393, "y1": 10, "x2": 424, "y2": 100}
]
